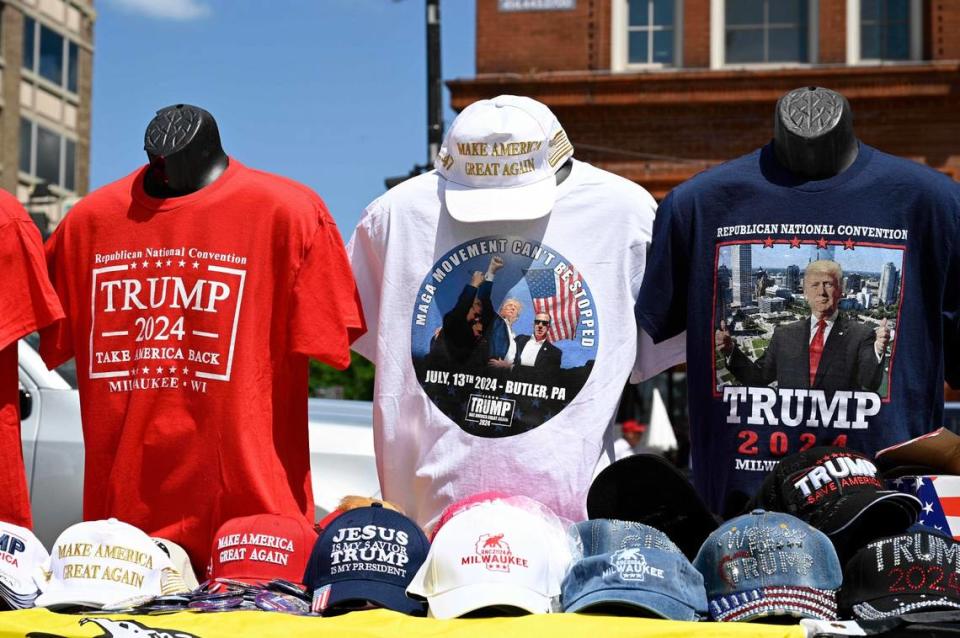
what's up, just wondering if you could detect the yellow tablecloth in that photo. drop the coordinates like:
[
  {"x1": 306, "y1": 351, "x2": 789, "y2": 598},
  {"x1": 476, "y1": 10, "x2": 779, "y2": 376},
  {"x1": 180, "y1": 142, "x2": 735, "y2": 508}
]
[{"x1": 0, "y1": 608, "x2": 807, "y2": 638}]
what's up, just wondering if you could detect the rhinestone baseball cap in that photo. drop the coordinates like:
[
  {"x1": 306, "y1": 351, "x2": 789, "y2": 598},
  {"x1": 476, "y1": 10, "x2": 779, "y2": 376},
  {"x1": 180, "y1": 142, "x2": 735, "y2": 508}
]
[
  {"x1": 694, "y1": 510, "x2": 842, "y2": 622},
  {"x1": 840, "y1": 528, "x2": 960, "y2": 620}
]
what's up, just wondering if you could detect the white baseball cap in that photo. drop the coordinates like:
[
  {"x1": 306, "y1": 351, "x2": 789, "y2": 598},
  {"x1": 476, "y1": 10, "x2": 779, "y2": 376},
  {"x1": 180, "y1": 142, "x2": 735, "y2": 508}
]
[
  {"x1": 152, "y1": 537, "x2": 199, "y2": 590},
  {"x1": 0, "y1": 522, "x2": 48, "y2": 609},
  {"x1": 406, "y1": 498, "x2": 572, "y2": 618},
  {"x1": 35, "y1": 519, "x2": 189, "y2": 609},
  {"x1": 436, "y1": 95, "x2": 574, "y2": 223}
]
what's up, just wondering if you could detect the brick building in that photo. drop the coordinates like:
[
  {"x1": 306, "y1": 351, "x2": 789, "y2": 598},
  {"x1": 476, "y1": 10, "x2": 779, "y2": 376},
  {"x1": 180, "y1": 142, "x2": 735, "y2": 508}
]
[
  {"x1": 1, "y1": 0, "x2": 95, "y2": 231},
  {"x1": 448, "y1": 0, "x2": 960, "y2": 199}
]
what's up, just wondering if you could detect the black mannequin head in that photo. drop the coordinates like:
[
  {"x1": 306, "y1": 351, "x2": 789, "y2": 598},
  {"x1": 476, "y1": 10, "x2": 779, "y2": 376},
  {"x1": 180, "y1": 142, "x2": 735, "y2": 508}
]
[
  {"x1": 773, "y1": 87, "x2": 858, "y2": 180},
  {"x1": 143, "y1": 104, "x2": 229, "y2": 198}
]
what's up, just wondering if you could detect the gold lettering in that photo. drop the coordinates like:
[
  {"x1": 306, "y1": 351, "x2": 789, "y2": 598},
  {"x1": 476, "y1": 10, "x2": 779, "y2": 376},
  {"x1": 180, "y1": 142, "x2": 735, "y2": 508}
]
[
  {"x1": 465, "y1": 162, "x2": 499, "y2": 177},
  {"x1": 58, "y1": 543, "x2": 93, "y2": 559},
  {"x1": 101, "y1": 566, "x2": 144, "y2": 589},
  {"x1": 63, "y1": 563, "x2": 101, "y2": 579},
  {"x1": 457, "y1": 142, "x2": 488, "y2": 157}
]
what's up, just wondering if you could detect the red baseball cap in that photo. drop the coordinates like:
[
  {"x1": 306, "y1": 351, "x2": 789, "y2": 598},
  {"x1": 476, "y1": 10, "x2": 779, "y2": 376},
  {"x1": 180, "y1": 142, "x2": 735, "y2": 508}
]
[
  {"x1": 621, "y1": 419, "x2": 646, "y2": 434},
  {"x1": 207, "y1": 514, "x2": 317, "y2": 586}
]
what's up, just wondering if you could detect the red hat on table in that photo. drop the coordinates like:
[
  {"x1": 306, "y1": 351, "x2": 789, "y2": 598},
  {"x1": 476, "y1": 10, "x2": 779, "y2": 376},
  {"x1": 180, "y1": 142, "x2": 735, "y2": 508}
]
[{"x1": 207, "y1": 513, "x2": 317, "y2": 587}]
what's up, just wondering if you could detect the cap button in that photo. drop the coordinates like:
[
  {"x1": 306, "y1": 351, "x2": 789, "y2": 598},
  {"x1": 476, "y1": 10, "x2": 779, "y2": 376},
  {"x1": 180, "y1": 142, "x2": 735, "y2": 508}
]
[
  {"x1": 371, "y1": 502, "x2": 383, "y2": 509},
  {"x1": 750, "y1": 509, "x2": 766, "y2": 516}
]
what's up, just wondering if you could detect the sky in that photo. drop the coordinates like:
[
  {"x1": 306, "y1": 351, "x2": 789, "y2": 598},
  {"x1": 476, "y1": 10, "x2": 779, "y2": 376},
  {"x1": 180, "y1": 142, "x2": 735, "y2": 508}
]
[
  {"x1": 718, "y1": 244, "x2": 903, "y2": 275},
  {"x1": 91, "y1": 0, "x2": 476, "y2": 238}
]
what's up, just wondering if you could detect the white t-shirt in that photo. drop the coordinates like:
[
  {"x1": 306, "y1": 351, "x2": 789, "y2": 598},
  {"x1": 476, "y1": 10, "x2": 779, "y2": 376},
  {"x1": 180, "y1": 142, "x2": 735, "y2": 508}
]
[{"x1": 347, "y1": 159, "x2": 685, "y2": 529}]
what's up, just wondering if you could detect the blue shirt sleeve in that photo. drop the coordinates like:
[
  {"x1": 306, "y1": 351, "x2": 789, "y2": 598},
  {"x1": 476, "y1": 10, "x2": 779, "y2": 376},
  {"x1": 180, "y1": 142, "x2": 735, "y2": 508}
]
[{"x1": 636, "y1": 190, "x2": 690, "y2": 344}]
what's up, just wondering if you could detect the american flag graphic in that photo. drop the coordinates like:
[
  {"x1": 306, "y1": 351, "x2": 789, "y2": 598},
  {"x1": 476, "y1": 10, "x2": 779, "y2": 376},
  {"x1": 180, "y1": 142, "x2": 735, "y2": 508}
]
[
  {"x1": 891, "y1": 475, "x2": 960, "y2": 540},
  {"x1": 525, "y1": 267, "x2": 581, "y2": 342}
]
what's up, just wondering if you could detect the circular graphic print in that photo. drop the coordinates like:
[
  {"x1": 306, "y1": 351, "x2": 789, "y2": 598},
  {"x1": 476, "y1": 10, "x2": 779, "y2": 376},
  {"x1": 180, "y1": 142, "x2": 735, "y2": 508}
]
[{"x1": 411, "y1": 236, "x2": 599, "y2": 437}]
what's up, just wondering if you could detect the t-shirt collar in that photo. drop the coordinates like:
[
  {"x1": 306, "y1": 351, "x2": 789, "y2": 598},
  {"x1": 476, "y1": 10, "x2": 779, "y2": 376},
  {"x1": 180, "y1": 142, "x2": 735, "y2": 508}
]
[{"x1": 131, "y1": 157, "x2": 241, "y2": 212}]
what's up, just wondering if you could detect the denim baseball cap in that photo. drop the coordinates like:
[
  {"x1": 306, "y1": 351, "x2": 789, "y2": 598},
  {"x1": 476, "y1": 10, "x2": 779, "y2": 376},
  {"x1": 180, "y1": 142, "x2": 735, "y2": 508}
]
[
  {"x1": 303, "y1": 504, "x2": 429, "y2": 616},
  {"x1": 562, "y1": 520, "x2": 707, "y2": 620},
  {"x1": 694, "y1": 510, "x2": 842, "y2": 622}
]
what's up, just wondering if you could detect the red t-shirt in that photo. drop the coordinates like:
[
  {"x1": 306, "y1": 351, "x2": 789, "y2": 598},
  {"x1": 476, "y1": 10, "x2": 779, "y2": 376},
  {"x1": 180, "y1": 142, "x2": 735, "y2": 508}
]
[
  {"x1": 41, "y1": 159, "x2": 365, "y2": 569},
  {"x1": 0, "y1": 190, "x2": 64, "y2": 529}
]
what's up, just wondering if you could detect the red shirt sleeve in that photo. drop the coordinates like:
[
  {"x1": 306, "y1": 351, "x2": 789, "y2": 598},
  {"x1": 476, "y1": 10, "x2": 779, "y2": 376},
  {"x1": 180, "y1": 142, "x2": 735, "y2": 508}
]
[
  {"x1": 0, "y1": 218, "x2": 64, "y2": 350},
  {"x1": 38, "y1": 223, "x2": 74, "y2": 369},
  {"x1": 289, "y1": 202, "x2": 366, "y2": 370}
]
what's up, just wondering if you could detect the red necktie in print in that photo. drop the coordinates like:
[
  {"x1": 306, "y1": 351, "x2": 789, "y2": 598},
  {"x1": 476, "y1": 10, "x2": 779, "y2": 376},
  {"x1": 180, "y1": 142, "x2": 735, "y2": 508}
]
[{"x1": 809, "y1": 319, "x2": 827, "y2": 386}]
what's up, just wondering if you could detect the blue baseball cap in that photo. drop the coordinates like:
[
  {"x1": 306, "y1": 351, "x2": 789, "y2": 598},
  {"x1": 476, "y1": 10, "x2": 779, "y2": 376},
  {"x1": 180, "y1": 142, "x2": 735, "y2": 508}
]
[
  {"x1": 303, "y1": 505, "x2": 429, "y2": 616},
  {"x1": 562, "y1": 520, "x2": 707, "y2": 620},
  {"x1": 694, "y1": 510, "x2": 842, "y2": 622}
]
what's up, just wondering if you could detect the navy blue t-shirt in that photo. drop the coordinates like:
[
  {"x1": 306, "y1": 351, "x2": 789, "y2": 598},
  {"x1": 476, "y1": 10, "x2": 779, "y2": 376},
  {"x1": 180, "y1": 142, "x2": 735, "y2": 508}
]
[{"x1": 637, "y1": 143, "x2": 960, "y2": 518}]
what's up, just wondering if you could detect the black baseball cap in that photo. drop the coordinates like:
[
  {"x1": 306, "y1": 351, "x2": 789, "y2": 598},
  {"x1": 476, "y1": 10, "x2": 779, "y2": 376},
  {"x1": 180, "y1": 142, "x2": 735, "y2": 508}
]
[
  {"x1": 840, "y1": 530, "x2": 960, "y2": 620},
  {"x1": 586, "y1": 454, "x2": 719, "y2": 560},
  {"x1": 748, "y1": 447, "x2": 920, "y2": 560}
]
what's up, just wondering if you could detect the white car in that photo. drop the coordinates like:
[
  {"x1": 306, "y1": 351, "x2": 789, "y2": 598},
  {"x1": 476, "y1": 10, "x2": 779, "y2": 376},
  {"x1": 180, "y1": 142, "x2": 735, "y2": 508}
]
[{"x1": 17, "y1": 336, "x2": 378, "y2": 547}]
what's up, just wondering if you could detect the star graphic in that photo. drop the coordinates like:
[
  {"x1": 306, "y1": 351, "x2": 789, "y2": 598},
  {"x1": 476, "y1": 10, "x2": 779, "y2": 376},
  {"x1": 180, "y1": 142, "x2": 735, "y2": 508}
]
[
  {"x1": 915, "y1": 477, "x2": 925, "y2": 489},
  {"x1": 178, "y1": 260, "x2": 186, "y2": 267},
  {"x1": 762, "y1": 236, "x2": 774, "y2": 248},
  {"x1": 843, "y1": 238, "x2": 855, "y2": 250},
  {"x1": 156, "y1": 366, "x2": 164, "y2": 374},
  {"x1": 141, "y1": 260, "x2": 149, "y2": 268},
  {"x1": 192, "y1": 261, "x2": 200, "y2": 269},
  {"x1": 790, "y1": 236, "x2": 801, "y2": 249},
  {"x1": 168, "y1": 366, "x2": 177, "y2": 374},
  {"x1": 182, "y1": 367, "x2": 190, "y2": 374},
  {"x1": 893, "y1": 477, "x2": 904, "y2": 487},
  {"x1": 155, "y1": 260, "x2": 163, "y2": 268},
  {"x1": 935, "y1": 525, "x2": 944, "y2": 531},
  {"x1": 130, "y1": 262, "x2": 138, "y2": 269},
  {"x1": 816, "y1": 238, "x2": 828, "y2": 249},
  {"x1": 923, "y1": 501, "x2": 935, "y2": 515},
  {"x1": 142, "y1": 366, "x2": 149, "y2": 374},
  {"x1": 166, "y1": 259, "x2": 172, "y2": 266},
  {"x1": 920, "y1": 519, "x2": 927, "y2": 526}
]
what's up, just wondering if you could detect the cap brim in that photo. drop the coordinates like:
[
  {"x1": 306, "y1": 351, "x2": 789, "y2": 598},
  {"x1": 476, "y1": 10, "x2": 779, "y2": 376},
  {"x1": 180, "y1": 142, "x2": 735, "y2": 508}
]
[
  {"x1": 441, "y1": 175, "x2": 556, "y2": 223},
  {"x1": 325, "y1": 580, "x2": 426, "y2": 616},
  {"x1": 710, "y1": 587, "x2": 838, "y2": 622},
  {"x1": 852, "y1": 594, "x2": 960, "y2": 620},
  {"x1": 564, "y1": 588, "x2": 699, "y2": 621},
  {"x1": 35, "y1": 587, "x2": 108, "y2": 610},
  {"x1": 423, "y1": 582, "x2": 553, "y2": 619},
  {"x1": 0, "y1": 572, "x2": 39, "y2": 598},
  {"x1": 818, "y1": 490, "x2": 921, "y2": 536}
]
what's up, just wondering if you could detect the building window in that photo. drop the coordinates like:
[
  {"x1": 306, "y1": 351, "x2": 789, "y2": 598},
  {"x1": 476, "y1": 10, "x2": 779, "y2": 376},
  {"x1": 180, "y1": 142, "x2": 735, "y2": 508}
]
[
  {"x1": 725, "y1": 0, "x2": 809, "y2": 63},
  {"x1": 67, "y1": 42, "x2": 79, "y2": 93},
  {"x1": 20, "y1": 118, "x2": 77, "y2": 192},
  {"x1": 22, "y1": 17, "x2": 80, "y2": 94},
  {"x1": 64, "y1": 139, "x2": 76, "y2": 192},
  {"x1": 861, "y1": 0, "x2": 909, "y2": 60},
  {"x1": 611, "y1": 0, "x2": 682, "y2": 71},
  {"x1": 628, "y1": 0, "x2": 676, "y2": 65},
  {"x1": 19, "y1": 118, "x2": 32, "y2": 174},
  {"x1": 36, "y1": 125, "x2": 61, "y2": 186},
  {"x1": 22, "y1": 16, "x2": 35, "y2": 71}
]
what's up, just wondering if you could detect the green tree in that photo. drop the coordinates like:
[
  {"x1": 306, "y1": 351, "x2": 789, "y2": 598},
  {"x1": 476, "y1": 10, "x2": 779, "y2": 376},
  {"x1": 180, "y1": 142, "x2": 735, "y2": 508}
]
[{"x1": 309, "y1": 353, "x2": 376, "y2": 400}]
